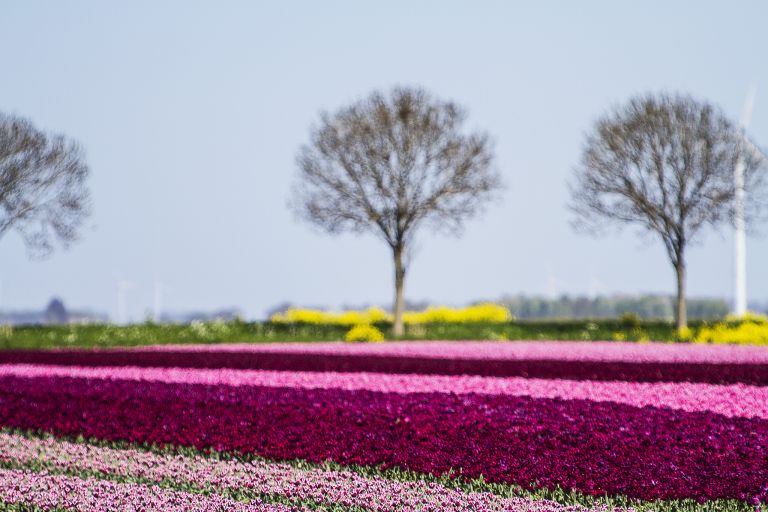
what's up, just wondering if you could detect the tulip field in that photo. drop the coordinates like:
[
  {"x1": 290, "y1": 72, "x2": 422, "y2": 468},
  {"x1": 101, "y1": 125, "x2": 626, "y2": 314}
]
[{"x1": 0, "y1": 341, "x2": 767, "y2": 511}]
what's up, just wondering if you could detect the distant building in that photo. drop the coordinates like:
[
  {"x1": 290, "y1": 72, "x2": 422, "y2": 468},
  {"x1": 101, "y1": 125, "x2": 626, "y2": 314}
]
[
  {"x1": 0, "y1": 297, "x2": 109, "y2": 326},
  {"x1": 44, "y1": 298, "x2": 68, "y2": 324}
]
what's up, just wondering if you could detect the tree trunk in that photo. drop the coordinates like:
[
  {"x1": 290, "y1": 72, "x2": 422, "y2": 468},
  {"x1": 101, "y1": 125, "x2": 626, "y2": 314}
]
[
  {"x1": 392, "y1": 245, "x2": 406, "y2": 337},
  {"x1": 675, "y1": 262, "x2": 687, "y2": 331}
]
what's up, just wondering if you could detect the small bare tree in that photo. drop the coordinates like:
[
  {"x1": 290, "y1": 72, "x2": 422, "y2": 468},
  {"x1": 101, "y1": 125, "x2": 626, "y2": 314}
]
[
  {"x1": 570, "y1": 93, "x2": 766, "y2": 330},
  {"x1": 293, "y1": 87, "x2": 501, "y2": 336},
  {"x1": 0, "y1": 113, "x2": 91, "y2": 256}
]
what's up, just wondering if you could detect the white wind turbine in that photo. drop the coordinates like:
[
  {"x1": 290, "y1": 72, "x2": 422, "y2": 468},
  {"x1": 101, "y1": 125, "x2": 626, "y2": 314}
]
[{"x1": 733, "y1": 85, "x2": 758, "y2": 317}]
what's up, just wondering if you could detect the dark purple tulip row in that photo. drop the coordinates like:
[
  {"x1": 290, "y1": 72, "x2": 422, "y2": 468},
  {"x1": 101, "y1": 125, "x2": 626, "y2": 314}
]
[
  {"x1": 0, "y1": 375, "x2": 766, "y2": 503},
  {"x1": 2, "y1": 347, "x2": 767, "y2": 384}
]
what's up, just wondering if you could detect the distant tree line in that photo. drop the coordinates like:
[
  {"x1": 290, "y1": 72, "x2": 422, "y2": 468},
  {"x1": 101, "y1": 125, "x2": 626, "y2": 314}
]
[
  {"x1": 157, "y1": 309, "x2": 242, "y2": 324},
  {"x1": 500, "y1": 294, "x2": 732, "y2": 321}
]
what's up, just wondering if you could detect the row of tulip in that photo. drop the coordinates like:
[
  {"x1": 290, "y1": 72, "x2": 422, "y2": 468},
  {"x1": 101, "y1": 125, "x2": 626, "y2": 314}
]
[
  {"x1": 2, "y1": 364, "x2": 767, "y2": 420},
  {"x1": 0, "y1": 371, "x2": 765, "y2": 502},
  {"x1": 2, "y1": 340, "x2": 767, "y2": 384},
  {"x1": 0, "y1": 431, "x2": 608, "y2": 512},
  {"x1": 126, "y1": 340, "x2": 768, "y2": 364},
  {"x1": 0, "y1": 467, "x2": 292, "y2": 512}
]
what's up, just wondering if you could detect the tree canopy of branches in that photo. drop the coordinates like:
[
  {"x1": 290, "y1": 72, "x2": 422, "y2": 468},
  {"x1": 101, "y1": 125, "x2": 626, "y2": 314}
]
[
  {"x1": 293, "y1": 86, "x2": 501, "y2": 336},
  {"x1": 570, "y1": 93, "x2": 767, "y2": 329},
  {"x1": 0, "y1": 112, "x2": 91, "y2": 256}
]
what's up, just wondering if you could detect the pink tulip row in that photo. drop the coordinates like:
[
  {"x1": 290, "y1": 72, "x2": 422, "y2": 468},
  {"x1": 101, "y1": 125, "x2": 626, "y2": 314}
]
[
  {"x1": 0, "y1": 432, "x2": 612, "y2": 512},
  {"x1": 3, "y1": 363, "x2": 766, "y2": 420},
  {"x1": 130, "y1": 340, "x2": 768, "y2": 364},
  {"x1": 0, "y1": 467, "x2": 293, "y2": 512}
]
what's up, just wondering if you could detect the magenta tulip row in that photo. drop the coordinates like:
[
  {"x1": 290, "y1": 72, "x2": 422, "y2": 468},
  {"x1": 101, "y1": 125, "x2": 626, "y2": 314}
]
[
  {"x1": 0, "y1": 467, "x2": 292, "y2": 512},
  {"x1": 2, "y1": 363, "x2": 767, "y2": 420},
  {"x1": 0, "y1": 373, "x2": 765, "y2": 502},
  {"x1": 130, "y1": 341, "x2": 768, "y2": 365},
  {"x1": 3, "y1": 341, "x2": 766, "y2": 383},
  {"x1": 0, "y1": 432, "x2": 610, "y2": 512}
]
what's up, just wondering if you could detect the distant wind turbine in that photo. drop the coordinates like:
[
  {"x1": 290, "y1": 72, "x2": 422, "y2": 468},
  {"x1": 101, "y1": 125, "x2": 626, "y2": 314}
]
[{"x1": 733, "y1": 85, "x2": 757, "y2": 317}]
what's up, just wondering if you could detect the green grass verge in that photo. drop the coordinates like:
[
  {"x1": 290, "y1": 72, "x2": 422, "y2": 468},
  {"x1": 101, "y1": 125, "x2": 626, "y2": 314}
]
[{"x1": 0, "y1": 319, "x2": 697, "y2": 350}]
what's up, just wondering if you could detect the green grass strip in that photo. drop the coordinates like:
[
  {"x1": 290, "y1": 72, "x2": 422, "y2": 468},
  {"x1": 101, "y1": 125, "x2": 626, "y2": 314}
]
[{"x1": 0, "y1": 319, "x2": 696, "y2": 350}]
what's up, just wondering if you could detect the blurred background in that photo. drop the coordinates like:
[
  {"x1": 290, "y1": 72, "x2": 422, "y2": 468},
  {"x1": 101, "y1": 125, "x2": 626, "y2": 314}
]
[{"x1": 1, "y1": 1, "x2": 767, "y2": 324}]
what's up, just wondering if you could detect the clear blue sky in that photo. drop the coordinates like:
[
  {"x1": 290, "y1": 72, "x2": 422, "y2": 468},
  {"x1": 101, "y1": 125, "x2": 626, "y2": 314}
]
[{"x1": 2, "y1": 1, "x2": 767, "y2": 320}]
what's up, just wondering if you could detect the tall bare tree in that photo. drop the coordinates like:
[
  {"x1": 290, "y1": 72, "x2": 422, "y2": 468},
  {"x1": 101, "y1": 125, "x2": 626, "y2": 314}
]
[
  {"x1": 0, "y1": 112, "x2": 91, "y2": 256},
  {"x1": 293, "y1": 87, "x2": 501, "y2": 336},
  {"x1": 570, "y1": 93, "x2": 766, "y2": 330}
]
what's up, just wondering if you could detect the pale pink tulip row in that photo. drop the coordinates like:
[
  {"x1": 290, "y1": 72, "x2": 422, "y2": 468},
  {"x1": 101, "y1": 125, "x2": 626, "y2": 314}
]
[
  {"x1": 2, "y1": 363, "x2": 766, "y2": 419},
  {"x1": 0, "y1": 432, "x2": 614, "y2": 512},
  {"x1": 0, "y1": 467, "x2": 292, "y2": 512},
  {"x1": 130, "y1": 340, "x2": 768, "y2": 364}
]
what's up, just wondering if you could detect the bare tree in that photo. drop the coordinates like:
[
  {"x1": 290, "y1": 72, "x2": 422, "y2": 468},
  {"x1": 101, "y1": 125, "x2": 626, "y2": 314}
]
[
  {"x1": 0, "y1": 112, "x2": 91, "y2": 256},
  {"x1": 570, "y1": 93, "x2": 766, "y2": 330},
  {"x1": 292, "y1": 87, "x2": 501, "y2": 336}
]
